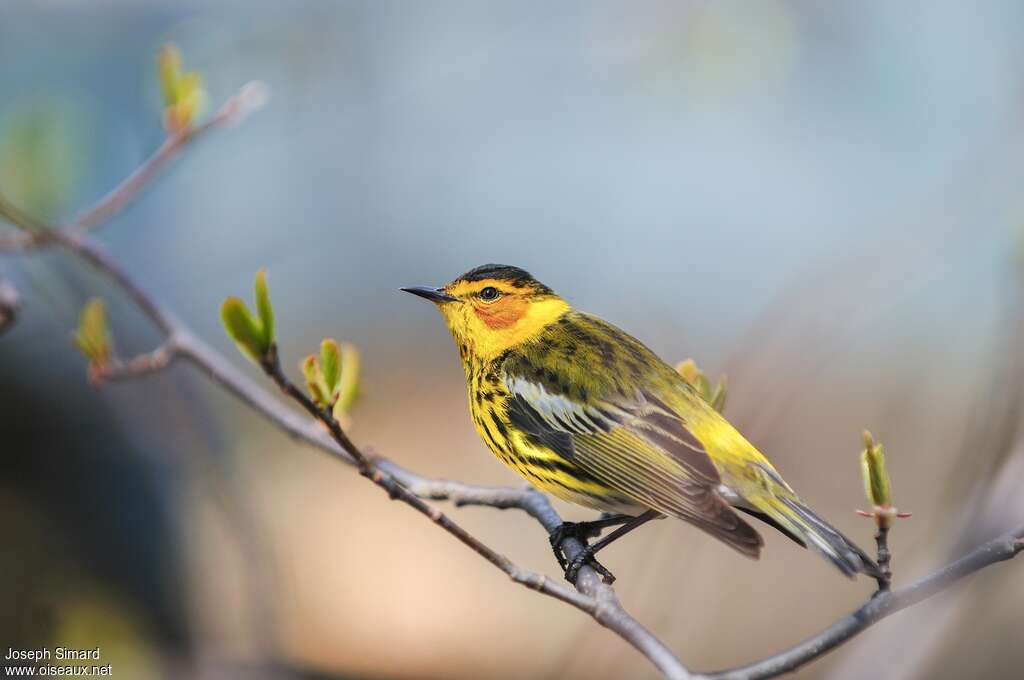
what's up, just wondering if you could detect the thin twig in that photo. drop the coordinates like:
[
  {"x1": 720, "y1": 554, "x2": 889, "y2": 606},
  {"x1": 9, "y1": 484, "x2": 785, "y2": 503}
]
[
  {"x1": 254, "y1": 343, "x2": 692, "y2": 679},
  {"x1": 876, "y1": 525, "x2": 892, "y2": 589},
  {"x1": 698, "y1": 528, "x2": 1024, "y2": 680},
  {"x1": 374, "y1": 458, "x2": 690, "y2": 679},
  {"x1": 91, "y1": 341, "x2": 178, "y2": 383},
  {"x1": 0, "y1": 82, "x2": 267, "y2": 252},
  {"x1": 1, "y1": 184, "x2": 690, "y2": 676}
]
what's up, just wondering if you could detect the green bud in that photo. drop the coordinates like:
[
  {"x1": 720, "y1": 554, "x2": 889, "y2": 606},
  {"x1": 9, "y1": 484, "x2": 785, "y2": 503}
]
[
  {"x1": 676, "y1": 359, "x2": 699, "y2": 385},
  {"x1": 320, "y1": 339, "x2": 341, "y2": 400},
  {"x1": 301, "y1": 354, "x2": 328, "y2": 408},
  {"x1": 333, "y1": 342, "x2": 361, "y2": 417},
  {"x1": 220, "y1": 297, "x2": 265, "y2": 363},
  {"x1": 709, "y1": 375, "x2": 728, "y2": 413},
  {"x1": 158, "y1": 44, "x2": 183, "y2": 107},
  {"x1": 220, "y1": 271, "x2": 276, "y2": 362},
  {"x1": 860, "y1": 430, "x2": 891, "y2": 509},
  {"x1": 695, "y1": 374, "x2": 712, "y2": 400},
  {"x1": 676, "y1": 358, "x2": 728, "y2": 412},
  {"x1": 157, "y1": 43, "x2": 205, "y2": 133},
  {"x1": 254, "y1": 269, "x2": 274, "y2": 349},
  {"x1": 72, "y1": 298, "x2": 111, "y2": 365}
]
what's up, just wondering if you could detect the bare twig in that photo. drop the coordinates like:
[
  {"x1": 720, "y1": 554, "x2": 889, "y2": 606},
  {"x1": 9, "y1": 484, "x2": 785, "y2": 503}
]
[
  {"x1": 0, "y1": 82, "x2": 267, "y2": 252},
  {"x1": 91, "y1": 341, "x2": 178, "y2": 383},
  {"x1": 698, "y1": 527, "x2": 1024, "y2": 680},
  {"x1": 254, "y1": 344, "x2": 692, "y2": 679},
  {"x1": 0, "y1": 191, "x2": 691, "y2": 678},
  {"x1": 875, "y1": 525, "x2": 892, "y2": 588},
  {"x1": 372, "y1": 458, "x2": 690, "y2": 677}
]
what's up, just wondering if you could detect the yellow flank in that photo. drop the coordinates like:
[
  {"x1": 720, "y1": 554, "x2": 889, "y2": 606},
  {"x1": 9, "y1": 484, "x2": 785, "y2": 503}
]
[{"x1": 403, "y1": 264, "x2": 878, "y2": 578}]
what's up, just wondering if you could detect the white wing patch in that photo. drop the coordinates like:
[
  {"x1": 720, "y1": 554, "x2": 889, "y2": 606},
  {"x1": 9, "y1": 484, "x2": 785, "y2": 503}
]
[{"x1": 506, "y1": 376, "x2": 610, "y2": 434}]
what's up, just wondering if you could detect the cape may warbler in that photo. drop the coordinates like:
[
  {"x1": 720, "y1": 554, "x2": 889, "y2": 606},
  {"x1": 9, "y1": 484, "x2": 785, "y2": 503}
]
[{"x1": 403, "y1": 264, "x2": 878, "y2": 582}]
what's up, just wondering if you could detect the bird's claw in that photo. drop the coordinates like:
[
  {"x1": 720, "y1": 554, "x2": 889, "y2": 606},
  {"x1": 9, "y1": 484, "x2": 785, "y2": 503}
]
[
  {"x1": 564, "y1": 546, "x2": 616, "y2": 584},
  {"x1": 548, "y1": 521, "x2": 602, "y2": 568},
  {"x1": 549, "y1": 519, "x2": 621, "y2": 583}
]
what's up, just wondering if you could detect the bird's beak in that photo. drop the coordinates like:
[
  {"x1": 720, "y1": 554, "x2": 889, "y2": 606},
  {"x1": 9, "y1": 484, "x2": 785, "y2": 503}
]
[{"x1": 400, "y1": 286, "x2": 458, "y2": 303}]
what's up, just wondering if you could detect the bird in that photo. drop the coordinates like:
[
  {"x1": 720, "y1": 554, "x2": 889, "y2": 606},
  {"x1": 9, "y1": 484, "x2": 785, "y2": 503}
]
[{"x1": 402, "y1": 264, "x2": 879, "y2": 583}]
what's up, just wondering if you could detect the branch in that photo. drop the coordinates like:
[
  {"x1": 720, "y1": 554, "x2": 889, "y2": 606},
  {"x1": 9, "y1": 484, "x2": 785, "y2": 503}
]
[
  {"x1": 90, "y1": 341, "x2": 178, "y2": 383},
  {"x1": 254, "y1": 344, "x2": 691, "y2": 679},
  {"x1": 875, "y1": 525, "x2": 892, "y2": 587},
  {"x1": 0, "y1": 154, "x2": 690, "y2": 678},
  {"x1": 0, "y1": 82, "x2": 267, "y2": 253},
  {"x1": 699, "y1": 528, "x2": 1024, "y2": 680}
]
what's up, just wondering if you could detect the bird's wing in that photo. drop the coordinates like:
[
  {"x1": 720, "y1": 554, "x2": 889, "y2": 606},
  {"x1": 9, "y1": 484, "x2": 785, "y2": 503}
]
[{"x1": 504, "y1": 370, "x2": 763, "y2": 557}]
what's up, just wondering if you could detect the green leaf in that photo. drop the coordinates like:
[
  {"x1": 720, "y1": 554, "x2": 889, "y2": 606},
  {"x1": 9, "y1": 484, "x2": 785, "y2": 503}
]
[
  {"x1": 860, "y1": 430, "x2": 891, "y2": 508},
  {"x1": 254, "y1": 269, "x2": 274, "y2": 348},
  {"x1": 676, "y1": 359, "x2": 699, "y2": 385},
  {"x1": 157, "y1": 44, "x2": 183, "y2": 107},
  {"x1": 301, "y1": 354, "x2": 327, "y2": 407},
  {"x1": 220, "y1": 297, "x2": 264, "y2": 363},
  {"x1": 334, "y1": 343, "x2": 361, "y2": 416},
  {"x1": 693, "y1": 373, "x2": 711, "y2": 401},
  {"x1": 72, "y1": 298, "x2": 111, "y2": 364},
  {"x1": 220, "y1": 270, "x2": 275, "y2": 362},
  {"x1": 709, "y1": 375, "x2": 728, "y2": 413},
  {"x1": 157, "y1": 43, "x2": 206, "y2": 132},
  {"x1": 676, "y1": 358, "x2": 727, "y2": 412},
  {"x1": 320, "y1": 339, "x2": 341, "y2": 399}
]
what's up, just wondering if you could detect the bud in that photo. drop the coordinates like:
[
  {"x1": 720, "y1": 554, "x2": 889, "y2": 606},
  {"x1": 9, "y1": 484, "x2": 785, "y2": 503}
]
[
  {"x1": 157, "y1": 44, "x2": 183, "y2": 107},
  {"x1": 254, "y1": 269, "x2": 274, "y2": 349},
  {"x1": 856, "y1": 430, "x2": 911, "y2": 528},
  {"x1": 73, "y1": 298, "x2": 112, "y2": 368},
  {"x1": 676, "y1": 358, "x2": 728, "y2": 413},
  {"x1": 320, "y1": 339, "x2": 341, "y2": 400},
  {"x1": 298, "y1": 339, "x2": 356, "y2": 412},
  {"x1": 301, "y1": 354, "x2": 328, "y2": 408},
  {"x1": 860, "y1": 431, "x2": 890, "y2": 508},
  {"x1": 333, "y1": 343, "x2": 361, "y2": 418},
  {"x1": 157, "y1": 43, "x2": 206, "y2": 133},
  {"x1": 220, "y1": 297, "x2": 264, "y2": 363},
  {"x1": 676, "y1": 359, "x2": 699, "y2": 385},
  {"x1": 220, "y1": 270, "x2": 275, "y2": 363},
  {"x1": 709, "y1": 374, "x2": 727, "y2": 413}
]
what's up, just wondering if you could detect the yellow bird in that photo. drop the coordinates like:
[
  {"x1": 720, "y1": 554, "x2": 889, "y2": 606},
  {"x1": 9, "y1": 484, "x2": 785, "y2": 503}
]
[{"x1": 403, "y1": 264, "x2": 878, "y2": 582}]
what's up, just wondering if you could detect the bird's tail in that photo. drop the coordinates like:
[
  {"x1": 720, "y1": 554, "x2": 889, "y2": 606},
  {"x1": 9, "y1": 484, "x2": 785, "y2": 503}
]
[{"x1": 748, "y1": 494, "x2": 881, "y2": 579}]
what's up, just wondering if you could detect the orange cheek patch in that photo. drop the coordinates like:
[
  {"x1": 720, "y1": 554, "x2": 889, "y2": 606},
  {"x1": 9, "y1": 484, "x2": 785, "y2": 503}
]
[{"x1": 475, "y1": 299, "x2": 526, "y2": 329}]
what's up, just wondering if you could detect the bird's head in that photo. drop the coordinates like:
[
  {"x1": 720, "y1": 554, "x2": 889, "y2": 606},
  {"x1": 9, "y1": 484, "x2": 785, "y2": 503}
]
[{"x1": 402, "y1": 264, "x2": 569, "y2": 362}]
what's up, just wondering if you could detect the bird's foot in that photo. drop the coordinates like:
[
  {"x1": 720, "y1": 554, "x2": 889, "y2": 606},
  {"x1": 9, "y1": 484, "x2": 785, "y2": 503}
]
[
  {"x1": 549, "y1": 515, "x2": 631, "y2": 561},
  {"x1": 548, "y1": 521, "x2": 607, "y2": 569},
  {"x1": 564, "y1": 545, "x2": 615, "y2": 585}
]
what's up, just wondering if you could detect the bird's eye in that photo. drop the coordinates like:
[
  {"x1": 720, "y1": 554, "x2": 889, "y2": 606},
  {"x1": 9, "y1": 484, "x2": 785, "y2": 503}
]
[{"x1": 479, "y1": 286, "x2": 500, "y2": 301}]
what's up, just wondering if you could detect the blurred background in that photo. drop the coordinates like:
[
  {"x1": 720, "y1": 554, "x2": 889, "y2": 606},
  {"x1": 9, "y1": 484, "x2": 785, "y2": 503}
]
[{"x1": 2, "y1": 1, "x2": 1024, "y2": 678}]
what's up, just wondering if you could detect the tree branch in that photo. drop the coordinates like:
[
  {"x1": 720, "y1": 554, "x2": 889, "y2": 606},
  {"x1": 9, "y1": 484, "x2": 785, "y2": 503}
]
[
  {"x1": 0, "y1": 82, "x2": 267, "y2": 253},
  {"x1": 90, "y1": 340, "x2": 178, "y2": 383},
  {"x1": 875, "y1": 525, "x2": 892, "y2": 588},
  {"x1": 0, "y1": 153, "x2": 691, "y2": 678},
  {"x1": 698, "y1": 528, "x2": 1024, "y2": 680},
  {"x1": 254, "y1": 343, "x2": 692, "y2": 679}
]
